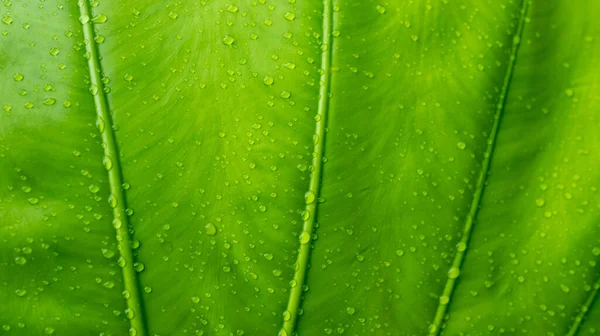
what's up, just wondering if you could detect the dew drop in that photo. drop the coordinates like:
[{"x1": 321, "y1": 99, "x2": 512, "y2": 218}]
[
  {"x1": 447, "y1": 267, "x2": 460, "y2": 279},
  {"x1": 222, "y1": 35, "x2": 235, "y2": 46},
  {"x1": 535, "y1": 198, "x2": 545, "y2": 207},
  {"x1": 205, "y1": 223, "x2": 217, "y2": 236},
  {"x1": 284, "y1": 12, "x2": 295, "y2": 21},
  {"x1": 43, "y1": 98, "x2": 56, "y2": 106},
  {"x1": 263, "y1": 76, "x2": 274, "y2": 86},
  {"x1": 299, "y1": 231, "x2": 310, "y2": 244},
  {"x1": 91, "y1": 14, "x2": 107, "y2": 23},
  {"x1": 305, "y1": 191, "x2": 316, "y2": 204},
  {"x1": 103, "y1": 156, "x2": 113, "y2": 171}
]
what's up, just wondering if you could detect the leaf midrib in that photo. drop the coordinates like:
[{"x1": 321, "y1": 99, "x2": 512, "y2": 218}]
[
  {"x1": 279, "y1": 0, "x2": 334, "y2": 334},
  {"x1": 427, "y1": 1, "x2": 531, "y2": 334},
  {"x1": 77, "y1": 1, "x2": 147, "y2": 335}
]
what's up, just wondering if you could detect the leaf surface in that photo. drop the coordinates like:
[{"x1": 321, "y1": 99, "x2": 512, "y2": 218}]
[{"x1": 0, "y1": 0, "x2": 599, "y2": 335}]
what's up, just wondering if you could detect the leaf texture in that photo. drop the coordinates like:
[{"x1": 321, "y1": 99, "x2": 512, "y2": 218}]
[{"x1": 0, "y1": 0, "x2": 599, "y2": 335}]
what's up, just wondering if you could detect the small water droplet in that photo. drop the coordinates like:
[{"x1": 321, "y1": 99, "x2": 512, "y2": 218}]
[
  {"x1": 305, "y1": 191, "x2": 316, "y2": 204},
  {"x1": 222, "y1": 35, "x2": 235, "y2": 46},
  {"x1": 284, "y1": 12, "x2": 295, "y2": 20},
  {"x1": 535, "y1": 198, "x2": 545, "y2": 207},
  {"x1": 263, "y1": 76, "x2": 274, "y2": 86},
  {"x1": 448, "y1": 267, "x2": 460, "y2": 279},
  {"x1": 299, "y1": 231, "x2": 310, "y2": 244},
  {"x1": 91, "y1": 14, "x2": 108, "y2": 23},
  {"x1": 205, "y1": 223, "x2": 217, "y2": 236}
]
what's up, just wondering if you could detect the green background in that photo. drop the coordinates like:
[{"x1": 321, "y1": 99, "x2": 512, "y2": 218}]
[{"x1": 0, "y1": 0, "x2": 598, "y2": 335}]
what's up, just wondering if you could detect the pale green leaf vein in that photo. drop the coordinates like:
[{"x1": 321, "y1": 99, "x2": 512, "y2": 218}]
[
  {"x1": 279, "y1": 0, "x2": 334, "y2": 334},
  {"x1": 428, "y1": 1, "x2": 531, "y2": 334},
  {"x1": 77, "y1": 1, "x2": 147, "y2": 334}
]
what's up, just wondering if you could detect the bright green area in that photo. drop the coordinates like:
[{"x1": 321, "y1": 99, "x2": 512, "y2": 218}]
[{"x1": 0, "y1": 0, "x2": 598, "y2": 335}]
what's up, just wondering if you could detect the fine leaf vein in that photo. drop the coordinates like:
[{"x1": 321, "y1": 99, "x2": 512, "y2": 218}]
[
  {"x1": 566, "y1": 276, "x2": 600, "y2": 335},
  {"x1": 428, "y1": 1, "x2": 531, "y2": 334},
  {"x1": 77, "y1": 1, "x2": 147, "y2": 335},
  {"x1": 279, "y1": 0, "x2": 334, "y2": 334}
]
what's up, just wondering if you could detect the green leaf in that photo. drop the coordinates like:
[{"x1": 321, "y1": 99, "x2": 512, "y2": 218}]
[{"x1": 1, "y1": 0, "x2": 598, "y2": 335}]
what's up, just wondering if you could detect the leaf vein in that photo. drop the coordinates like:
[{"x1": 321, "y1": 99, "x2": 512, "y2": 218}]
[
  {"x1": 77, "y1": 1, "x2": 147, "y2": 334},
  {"x1": 427, "y1": 1, "x2": 531, "y2": 334},
  {"x1": 279, "y1": 0, "x2": 334, "y2": 334}
]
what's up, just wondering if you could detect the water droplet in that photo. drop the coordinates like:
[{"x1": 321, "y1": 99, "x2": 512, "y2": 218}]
[
  {"x1": 2, "y1": 16, "x2": 13, "y2": 25},
  {"x1": 92, "y1": 14, "x2": 107, "y2": 23},
  {"x1": 448, "y1": 267, "x2": 460, "y2": 279},
  {"x1": 299, "y1": 231, "x2": 310, "y2": 244},
  {"x1": 222, "y1": 35, "x2": 235, "y2": 46},
  {"x1": 205, "y1": 223, "x2": 217, "y2": 236},
  {"x1": 43, "y1": 98, "x2": 56, "y2": 106},
  {"x1": 457, "y1": 142, "x2": 466, "y2": 150},
  {"x1": 109, "y1": 194, "x2": 118, "y2": 208},
  {"x1": 535, "y1": 198, "x2": 545, "y2": 207},
  {"x1": 283, "y1": 310, "x2": 291, "y2": 321},
  {"x1": 263, "y1": 76, "x2": 274, "y2": 86},
  {"x1": 284, "y1": 12, "x2": 295, "y2": 21},
  {"x1": 305, "y1": 191, "x2": 316, "y2": 204},
  {"x1": 15, "y1": 289, "x2": 27, "y2": 297},
  {"x1": 227, "y1": 5, "x2": 238, "y2": 13},
  {"x1": 89, "y1": 184, "x2": 100, "y2": 193},
  {"x1": 103, "y1": 156, "x2": 113, "y2": 170},
  {"x1": 168, "y1": 12, "x2": 178, "y2": 20},
  {"x1": 439, "y1": 295, "x2": 450, "y2": 304},
  {"x1": 134, "y1": 262, "x2": 145, "y2": 272},
  {"x1": 49, "y1": 48, "x2": 59, "y2": 56},
  {"x1": 15, "y1": 256, "x2": 27, "y2": 265},
  {"x1": 376, "y1": 5, "x2": 386, "y2": 14},
  {"x1": 346, "y1": 307, "x2": 356, "y2": 315},
  {"x1": 456, "y1": 242, "x2": 467, "y2": 252},
  {"x1": 13, "y1": 73, "x2": 24, "y2": 82},
  {"x1": 102, "y1": 249, "x2": 115, "y2": 259}
]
